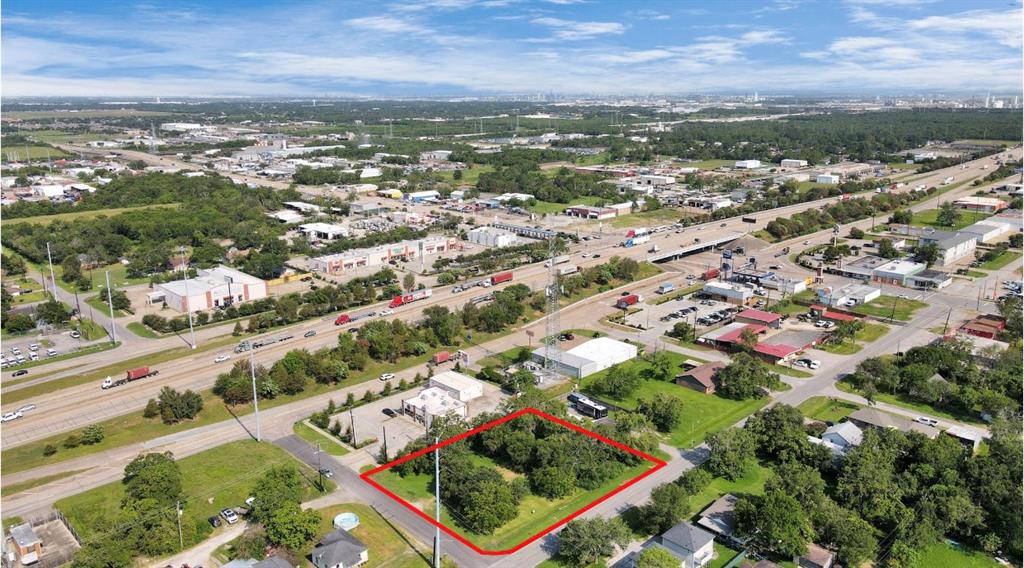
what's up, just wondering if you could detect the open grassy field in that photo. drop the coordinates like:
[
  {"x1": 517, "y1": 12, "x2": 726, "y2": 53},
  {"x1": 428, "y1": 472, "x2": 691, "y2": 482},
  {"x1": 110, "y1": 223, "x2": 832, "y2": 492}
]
[
  {"x1": 55, "y1": 440, "x2": 328, "y2": 544},
  {"x1": 439, "y1": 164, "x2": 495, "y2": 185},
  {"x1": 979, "y1": 251, "x2": 1022, "y2": 270},
  {"x1": 689, "y1": 461, "x2": 771, "y2": 514},
  {"x1": 293, "y1": 421, "x2": 349, "y2": 456},
  {"x1": 84, "y1": 295, "x2": 130, "y2": 318},
  {"x1": 527, "y1": 196, "x2": 603, "y2": 215},
  {"x1": 887, "y1": 162, "x2": 920, "y2": 171},
  {"x1": 23, "y1": 130, "x2": 111, "y2": 145},
  {"x1": 796, "y1": 396, "x2": 862, "y2": 423},
  {"x1": 851, "y1": 295, "x2": 928, "y2": 321},
  {"x1": 911, "y1": 208, "x2": 992, "y2": 230},
  {"x1": 911, "y1": 541, "x2": 999, "y2": 568},
  {"x1": 10, "y1": 290, "x2": 45, "y2": 305},
  {"x1": 1, "y1": 146, "x2": 72, "y2": 161},
  {"x1": 3, "y1": 203, "x2": 181, "y2": 227},
  {"x1": 609, "y1": 207, "x2": 688, "y2": 228},
  {"x1": 372, "y1": 450, "x2": 655, "y2": 551},
  {"x1": 816, "y1": 322, "x2": 887, "y2": 356},
  {"x1": 682, "y1": 159, "x2": 733, "y2": 170},
  {"x1": 125, "y1": 321, "x2": 161, "y2": 338},
  {"x1": 646, "y1": 283, "x2": 703, "y2": 304},
  {"x1": 581, "y1": 351, "x2": 769, "y2": 447}
]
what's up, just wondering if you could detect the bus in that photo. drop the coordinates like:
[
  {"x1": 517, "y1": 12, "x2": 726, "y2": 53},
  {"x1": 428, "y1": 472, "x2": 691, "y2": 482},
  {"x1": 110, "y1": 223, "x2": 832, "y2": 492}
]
[{"x1": 574, "y1": 398, "x2": 608, "y2": 419}]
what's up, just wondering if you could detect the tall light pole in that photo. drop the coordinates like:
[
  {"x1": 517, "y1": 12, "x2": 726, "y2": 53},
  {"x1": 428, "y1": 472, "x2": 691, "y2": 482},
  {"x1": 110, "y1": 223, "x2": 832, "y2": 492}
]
[
  {"x1": 433, "y1": 437, "x2": 441, "y2": 568},
  {"x1": 249, "y1": 347, "x2": 261, "y2": 442},
  {"x1": 105, "y1": 271, "x2": 117, "y2": 344},
  {"x1": 45, "y1": 242, "x2": 57, "y2": 298},
  {"x1": 315, "y1": 442, "x2": 324, "y2": 491},
  {"x1": 179, "y1": 246, "x2": 197, "y2": 349}
]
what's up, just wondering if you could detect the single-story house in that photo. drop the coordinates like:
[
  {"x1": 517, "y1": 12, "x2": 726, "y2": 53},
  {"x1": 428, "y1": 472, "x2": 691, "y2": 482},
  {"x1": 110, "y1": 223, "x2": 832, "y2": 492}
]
[
  {"x1": 697, "y1": 494, "x2": 745, "y2": 545},
  {"x1": 822, "y1": 421, "x2": 863, "y2": 450},
  {"x1": 675, "y1": 361, "x2": 726, "y2": 394},
  {"x1": 796, "y1": 543, "x2": 835, "y2": 568},
  {"x1": 959, "y1": 314, "x2": 1007, "y2": 339},
  {"x1": 848, "y1": 408, "x2": 939, "y2": 439},
  {"x1": 253, "y1": 556, "x2": 294, "y2": 568},
  {"x1": 944, "y1": 425, "x2": 984, "y2": 454},
  {"x1": 311, "y1": 528, "x2": 369, "y2": 568},
  {"x1": 809, "y1": 305, "x2": 861, "y2": 323},
  {"x1": 656, "y1": 522, "x2": 716, "y2": 568}
]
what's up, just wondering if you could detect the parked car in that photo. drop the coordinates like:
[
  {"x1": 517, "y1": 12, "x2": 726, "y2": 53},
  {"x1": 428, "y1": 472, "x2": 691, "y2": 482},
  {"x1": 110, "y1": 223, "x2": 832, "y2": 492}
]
[
  {"x1": 318, "y1": 468, "x2": 334, "y2": 478},
  {"x1": 303, "y1": 330, "x2": 317, "y2": 338},
  {"x1": 28, "y1": 344, "x2": 39, "y2": 351},
  {"x1": 208, "y1": 516, "x2": 222, "y2": 528},
  {"x1": 379, "y1": 373, "x2": 395, "y2": 381},
  {"x1": 808, "y1": 360, "x2": 821, "y2": 370},
  {"x1": 46, "y1": 348, "x2": 57, "y2": 356},
  {"x1": 214, "y1": 355, "x2": 231, "y2": 363},
  {"x1": 221, "y1": 509, "x2": 239, "y2": 524},
  {"x1": 915, "y1": 417, "x2": 939, "y2": 427},
  {"x1": 11, "y1": 370, "x2": 28, "y2": 378},
  {"x1": 794, "y1": 360, "x2": 809, "y2": 368},
  {"x1": 69, "y1": 331, "x2": 81, "y2": 339},
  {"x1": 382, "y1": 408, "x2": 397, "y2": 418}
]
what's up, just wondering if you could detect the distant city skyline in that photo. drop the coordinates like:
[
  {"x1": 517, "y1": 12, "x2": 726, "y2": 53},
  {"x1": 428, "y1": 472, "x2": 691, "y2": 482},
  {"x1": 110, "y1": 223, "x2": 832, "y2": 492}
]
[{"x1": 2, "y1": 0, "x2": 1022, "y2": 97}]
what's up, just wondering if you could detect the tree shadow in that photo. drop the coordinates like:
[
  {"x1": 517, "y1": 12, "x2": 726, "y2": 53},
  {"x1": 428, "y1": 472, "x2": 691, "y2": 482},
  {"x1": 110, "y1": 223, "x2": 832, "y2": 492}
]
[{"x1": 224, "y1": 403, "x2": 259, "y2": 441}]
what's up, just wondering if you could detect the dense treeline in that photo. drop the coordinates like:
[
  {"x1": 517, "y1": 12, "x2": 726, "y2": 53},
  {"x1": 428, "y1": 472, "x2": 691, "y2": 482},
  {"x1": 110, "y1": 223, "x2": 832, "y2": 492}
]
[
  {"x1": 846, "y1": 338, "x2": 1022, "y2": 421},
  {"x1": 764, "y1": 190, "x2": 924, "y2": 240},
  {"x1": 651, "y1": 109, "x2": 1019, "y2": 163}
]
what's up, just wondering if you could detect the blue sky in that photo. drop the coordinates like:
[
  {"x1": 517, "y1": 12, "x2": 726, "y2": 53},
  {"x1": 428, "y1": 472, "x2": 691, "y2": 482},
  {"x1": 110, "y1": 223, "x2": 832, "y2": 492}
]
[{"x1": 3, "y1": 0, "x2": 1021, "y2": 97}]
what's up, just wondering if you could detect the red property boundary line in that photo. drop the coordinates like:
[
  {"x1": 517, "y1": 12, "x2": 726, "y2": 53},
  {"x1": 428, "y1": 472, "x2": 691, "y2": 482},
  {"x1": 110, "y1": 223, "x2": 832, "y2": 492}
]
[{"x1": 360, "y1": 406, "x2": 668, "y2": 555}]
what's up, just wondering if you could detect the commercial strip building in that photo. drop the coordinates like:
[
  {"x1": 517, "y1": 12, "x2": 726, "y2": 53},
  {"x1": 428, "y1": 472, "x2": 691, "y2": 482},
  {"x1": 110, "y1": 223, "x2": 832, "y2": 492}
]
[
  {"x1": 308, "y1": 236, "x2": 460, "y2": 275},
  {"x1": 149, "y1": 266, "x2": 268, "y2": 313},
  {"x1": 467, "y1": 226, "x2": 520, "y2": 248},
  {"x1": 870, "y1": 259, "x2": 926, "y2": 287},
  {"x1": 564, "y1": 205, "x2": 616, "y2": 220},
  {"x1": 953, "y1": 196, "x2": 1008, "y2": 213},
  {"x1": 531, "y1": 337, "x2": 638, "y2": 380},
  {"x1": 701, "y1": 281, "x2": 754, "y2": 305},
  {"x1": 428, "y1": 371, "x2": 484, "y2": 402}
]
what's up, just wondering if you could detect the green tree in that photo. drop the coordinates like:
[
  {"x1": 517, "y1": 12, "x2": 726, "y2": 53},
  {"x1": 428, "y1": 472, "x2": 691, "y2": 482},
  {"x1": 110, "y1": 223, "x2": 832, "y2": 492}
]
[
  {"x1": 648, "y1": 350, "x2": 675, "y2": 381},
  {"x1": 265, "y1": 504, "x2": 321, "y2": 550},
  {"x1": 633, "y1": 482, "x2": 690, "y2": 535},
  {"x1": 592, "y1": 363, "x2": 641, "y2": 399},
  {"x1": 4, "y1": 313, "x2": 35, "y2": 333},
  {"x1": 636, "y1": 393, "x2": 684, "y2": 432},
  {"x1": 736, "y1": 489, "x2": 812, "y2": 558},
  {"x1": 61, "y1": 255, "x2": 83, "y2": 283},
  {"x1": 717, "y1": 353, "x2": 778, "y2": 400},
  {"x1": 636, "y1": 546, "x2": 679, "y2": 568},
  {"x1": 914, "y1": 242, "x2": 941, "y2": 267},
  {"x1": 82, "y1": 425, "x2": 105, "y2": 445},
  {"x1": 122, "y1": 452, "x2": 182, "y2": 506},
  {"x1": 557, "y1": 517, "x2": 630, "y2": 567},
  {"x1": 2, "y1": 253, "x2": 27, "y2": 276},
  {"x1": 667, "y1": 321, "x2": 694, "y2": 341},
  {"x1": 889, "y1": 209, "x2": 913, "y2": 225},
  {"x1": 250, "y1": 465, "x2": 305, "y2": 523},
  {"x1": 530, "y1": 466, "x2": 576, "y2": 499},
  {"x1": 35, "y1": 299, "x2": 71, "y2": 325},
  {"x1": 705, "y1": 427, "x2": 756, "y2": 480},
  {"x1": 402, "y1": 272, "x2": 416, "y2": 292},
  {"x1": 878, "y1": 238, "x2": 901, "y2": 259},
  {"x1": 937, "y1": 201, "x2": 961, "y2": 227}
]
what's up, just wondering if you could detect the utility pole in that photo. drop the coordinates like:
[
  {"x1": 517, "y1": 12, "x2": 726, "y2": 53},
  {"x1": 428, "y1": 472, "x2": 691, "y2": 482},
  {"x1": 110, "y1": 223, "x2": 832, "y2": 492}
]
[
  {"x1": 349, "y1": 409, "x2": 357, "y2": 447},
  {"x1": 941, "y1": 307, "x2": 952, "y2": 336},
  {"x1": 433, "y1": 437, "x2": 441, "y2": 568},
  {"x1": 179, "y1": 246, "x2": 197, "y2": 348},
  {"x1": 249, "y1": 347, "x2": 261, "y2": 441},
  {"x1": 45, "y1": 242, "x2": 57, "y2": 298},
  {"x1": 176, "y1": 500, "x2": 184, "y2": 550},
  {"x1": 315, "y1": 442, "x2": 324, "y2": 491},
  {"x1": 105, "y1": 271, "x2": 117, "y2": 344},
  {"x1": 382, "y1": 425, "x2": 388, "y2": 462}
]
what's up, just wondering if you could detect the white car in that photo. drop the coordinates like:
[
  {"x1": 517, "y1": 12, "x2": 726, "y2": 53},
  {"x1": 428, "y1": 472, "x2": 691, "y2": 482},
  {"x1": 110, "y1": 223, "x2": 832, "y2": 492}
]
[
  {"x1": 793, "y1": 360, "x2": 809, "y2": 368},
  {"x1": 46, "y1": 348, "x2": 57, "y2": 356},
  {"x1": 214, "y1": 355, "x2": 231, "y2": 363},
  {"x1": 70, "y1": 331, "x2": 81, "y2": 339},
  {"x1": 221, "y1": 509, "x2": 239, "y2": 524},
  {"x1": 808, "y1": 360, "x2": 821, "y2": 370},
  {"x1": 915, "y1": 416, "x2": 939, "y2": 427},
  {"x1": 379, "y1": 373, "x2": 396, "y2": 381},
  {"x1": 1, "y1": 411, "x2": 23, "y2": 423},
  {"x1": 29, "y1": 353, "x2": 39, "y2": 361},
  {"x1": 28, "y1": 344, "x2": 39, "y2": 352},
  {"x1": 378, "y1": 309, "x2": 394, "y2": 317}
]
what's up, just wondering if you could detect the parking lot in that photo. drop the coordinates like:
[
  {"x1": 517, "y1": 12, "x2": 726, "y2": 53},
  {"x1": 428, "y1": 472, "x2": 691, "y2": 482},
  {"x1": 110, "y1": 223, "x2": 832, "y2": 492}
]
[
  {"x1": 624, "y1": 293, "x2": 751, "y2": 337},
  {"x1": 328, "y1": 378, "x2": 506, "y2": 458},
  {"x1": 0, "y1": 331, "x2": 86, "y2": 371}
]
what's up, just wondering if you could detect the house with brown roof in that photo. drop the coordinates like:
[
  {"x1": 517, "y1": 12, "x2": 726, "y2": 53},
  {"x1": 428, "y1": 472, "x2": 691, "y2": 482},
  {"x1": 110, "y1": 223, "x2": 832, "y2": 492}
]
[
  {"x1": 795, "y1": 543, "x2": 835, "y2": 568},
  {"x1": 848, "y1": 408, "x2": 939, "y2": 439},
  {"x1": 676, "y1": 361, "x2": 727, "y2": 394}
]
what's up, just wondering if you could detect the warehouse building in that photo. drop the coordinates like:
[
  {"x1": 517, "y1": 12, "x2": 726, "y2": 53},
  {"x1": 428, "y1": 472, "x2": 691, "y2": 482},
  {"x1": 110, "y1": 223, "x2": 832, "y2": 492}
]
[
  {"x1": 734, "y1": 160, "x2": 761, "y2": 169},
  {"x1": 959, "y1": 219, "x2": 1013, "y2": 244},
  {"x1": 564, "y1": 205, "x2": 616, "y2": 220},
  {"x1": 150, "y1": 266, "x2": 268, "y2": 313},
  {"x1": 308, "y1": 236, "x2": 460, "y2": 275},
  {"x1": 929, "y1": 232, "x2": 977, "y2": 267},
  {"x1": 780, "y1": 159, "x2": 808, "y2": 168},
  {"x1": 953, "y1": 196, "x2": 1007, "y2": 213},
  {"x1": 702, "y1": 281, "x2": 753, "y2": 304},
  {"x1": 299, "y1": 223, "x2": 349, "y2": 241},
  {"x1": 468, "y1": 226, "x2": 520, "y2": 248},
  {"x1": 531, "y1": 337, "x2": 638, "y2": 380},
  {"x1": 428, "y1": 371, "x2": 484, "y2": 402},
  {"x1": 816, "y1": 174, "x2": 840, "y2": 184},
  {"x1": 871, "y1": 259, "x2": 926, "y2": 286},
  {"x1": 404, "y1": 190, "x2": 441, "y2": 203}
]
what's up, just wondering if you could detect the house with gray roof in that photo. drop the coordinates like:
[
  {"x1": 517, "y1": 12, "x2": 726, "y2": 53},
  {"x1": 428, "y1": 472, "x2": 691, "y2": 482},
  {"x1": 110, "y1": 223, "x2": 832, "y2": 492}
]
[
  {"x1": 822, "y1": 421, "x2": 863, "y2": 450},
  {"x1": 311, "y1": 529, "x2": 368, "y2": 568},
  {"x1": 656, "y1": 521, "x2": 716, "y2": 568}
]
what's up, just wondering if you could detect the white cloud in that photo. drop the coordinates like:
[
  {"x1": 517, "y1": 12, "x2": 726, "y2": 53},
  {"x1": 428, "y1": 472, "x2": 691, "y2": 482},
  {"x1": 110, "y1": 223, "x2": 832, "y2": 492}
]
[
  {"x1": 345, "y1": 16, "x2": 428, "y2": 34},
  {"x1": 530, "y1": 17, "x2": 626, "y2": 40}
]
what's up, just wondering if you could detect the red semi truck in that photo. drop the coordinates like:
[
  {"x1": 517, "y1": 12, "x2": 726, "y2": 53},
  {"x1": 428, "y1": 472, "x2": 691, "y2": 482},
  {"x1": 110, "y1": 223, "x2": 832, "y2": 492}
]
[
  {"x1": 489, "y1": 271, "x2": 513, "y2": 285},
  {"x1": 102, "y1": 366, "x2": 159, "y2": 389},
  {"x1": 389, "y1": 288, "x2": 433, "y2": 308},
  {"x1": 701, "y1": 268, "x2": 721, "y2": 281},
  {"x1": 615, "y1": 294, "x2": 642, "y2": 309},
  {"x1": 431, "y1": 351, "x2": 451, "y2": 365},
  {"x1": 334, "y1": 314, "x2": 351, "y2": 325}
]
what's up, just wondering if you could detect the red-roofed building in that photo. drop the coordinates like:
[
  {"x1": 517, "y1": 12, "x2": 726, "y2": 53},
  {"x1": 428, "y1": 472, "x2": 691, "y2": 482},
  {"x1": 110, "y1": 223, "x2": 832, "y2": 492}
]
[
  {"x1": 959, "y1": 314, "x2": 1007, "y2": 339},
  {"x1": 716, "y1": 323, "x2": 768, "y2": 344},
  {"x1": 735, "y1": 309, "x2": 783, "y2": 329},
  {"x1": 810, "y1": 304, "x2": 860, "y2": 322},
  {"x1": 753, "y1": 343, "x2": 801, "y2": 363}
]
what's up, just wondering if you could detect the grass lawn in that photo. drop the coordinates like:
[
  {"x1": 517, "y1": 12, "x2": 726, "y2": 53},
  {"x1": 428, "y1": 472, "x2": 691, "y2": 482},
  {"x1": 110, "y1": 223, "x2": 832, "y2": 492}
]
[
  {"x1": 887, "y1": 162, "x2": 919, "y2": 171},
  {"x1": 10, "y1": 290, "x2": 45, "y2": 305},
  {"x1": 74, "y1": 318, "x2": 109, "y2": 340},
  {"x1": 581, "y1": 351, "x2": 769, "y2": 447},
  {"x1": 911, "y1": 208, "x2": 992, "y2": 230},
  {"x1": 373, "y1": 452, "x2": 655, "y2": 551},
  {"x1": 3, "y1": 204, "x2": 181, "y2": 227},
  {"x1": 313, "y1": 503, "x2": 437, "y2": 568},
  {"x1": 768, "y1": 363, "x2": 813, "y2": 378},
  {"x1": 689, "y1": 461, "x2": 771, "y2": 515},
  {"x1": 709, "y1": 543, "x2": 746, "y2": 568},
  {"x1": 856, "y1": 322, "x2": 889, "y2": 342},
  {"x1": 1, "y1": 146, "x2": 71, "y2": 161},
  {"x1": 796, "y1": 396, "x2": 862, "y2": 423},
  {"x1": 439, "y1": 164, "x2": 494, "y2": 185},
  {"x1": 979, "y1": 251, "x2": 1022, "y2": 270},
  {"x1": 293, "y1": 421, "x2": 350, "y2": 456},
  {"x1": 683, "y1": 159, "x2": 733, "y2": 170},
  {"x1": 25, "y1": 130, "x2": 111, "y2": 145},
  {"x1": 528, "y1": 196, "x2": 603, "y2": 215},
  {"x1": 609, "y1": 208, "x2": 687, "y2": 228},
  {"x1": 125, "y1": 321, "x2": 161, "y2": 338},
  {"x1": 834, "y1": 380, "x2": 986, "y2": 426},
  {"x1": 851, "y1": 295, "x2": 928, "y2": 321},
  {"x1": 84, "y1": 294, "x2": 130, "y2": 318},
  {"x1": 912, "y1": 541, "x2": 1000, "y2": 568},
  {"x1": 661, "y1": 335, "x2": 715, "y2": 352},
  {"x1": 56, "y1": 440, "x2": 329, "y2": 545}
]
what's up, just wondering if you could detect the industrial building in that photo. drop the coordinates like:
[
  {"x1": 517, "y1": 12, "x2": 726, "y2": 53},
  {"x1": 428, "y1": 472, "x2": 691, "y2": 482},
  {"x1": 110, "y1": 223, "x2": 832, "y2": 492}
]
[
  {"x1": 959, "y1": 219, "x2": 1014, "y2": 244},
  {"x1": 701, "y1": 281, "x2": 753, "y2": 304},
  {"x1": 428, "y1": 371, "x2": 484, "y2": 402},
  {"x1": 308, "y1": 236, "x2": 460, "y2": 275},
  {"x1": 420, "y1": 150, "x2": 453, "y2": 161},
  {"x1": 564, "y1": 205, "x2": 616, "y2": 220},
  {"x1": 734, "y1": 160, "x2": 761, "y2": 169},
  {"x1": 404, "y1": 190, "x2": 441, "y2": 203},
  {"x1": 531, "y1": 337, "x2": 638, "y2": 380},
  {"x1": 953, "y1": 196, "x2": 1008, "y2": 213},
  {"x1": 299, "y1": 223, "x2": 349, "y2": 241},
  {"x1": 780, "y1": 159, "x2": 809, "y2": 168},
  {"x1": 467, "y1": 226, "x2": 520, "y2": 248},
  {"x1": 829, "y1": 283, "x2": 881, "y2": 305},
  {"x1": 923, "y1": 232, "x2": 978, "y2": 267},
  {"x1": 816, "y1": 174, "x2": 840, "y2": 184},
  {"x1": 149, "y1": 266, "x2": 268, "y2": 313},
  {"x1": 871, "y1": 259, "x2": 926, "y2": 286}
]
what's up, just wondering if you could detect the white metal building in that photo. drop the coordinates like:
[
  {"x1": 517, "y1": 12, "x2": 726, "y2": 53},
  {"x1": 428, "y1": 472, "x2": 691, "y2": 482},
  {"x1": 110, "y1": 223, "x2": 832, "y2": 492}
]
[
  {"x1": 734, "y1": 160, "x2": 762, "y2": 169},
  {"x1": 308, "y1": 236, "x2": 460, "y2": 275},
  {"x1": 834, "y1": 283, "x2": 881, "y2": 305},
  {"x1": 429, "y1": 371, "x2": 483, "y2": 402},
  {"x1": 780, "y1": 159, "x2": 808, "y2": 168},
  {"x1": 299, "y1": 223, "x2": 349, "y2": 241},
  {"x1": 404, "y1": 190, "x2": 440, "y2": 203},
  {"x1": 702, "y1": 281, "x2": 753, "y2": 304},
  {"x1": 816, "y1": 174, "x2": 841, "y2": 184},
  {"x1": 401, "y1": 387, "x2": 467, "y2": 427},
  {"x1": 150, "y1": 266, "x2": 268, "y2": 313},
  {"x1": 531, "y1": 337, "x2": 638, "y2": 379},
  {"x1": 468, "y1": 226, "x2": 520, "y2": 248},
  {"x1": 871, "y1": 260, "x2": 926, "y2": 286}
]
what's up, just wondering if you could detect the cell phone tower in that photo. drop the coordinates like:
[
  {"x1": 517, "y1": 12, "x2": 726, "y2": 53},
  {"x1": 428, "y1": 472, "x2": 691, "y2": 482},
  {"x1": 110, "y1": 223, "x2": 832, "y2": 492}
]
[{"x1": 544, "y1": 236, "x2": 561, "y2": 372}]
